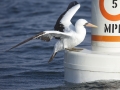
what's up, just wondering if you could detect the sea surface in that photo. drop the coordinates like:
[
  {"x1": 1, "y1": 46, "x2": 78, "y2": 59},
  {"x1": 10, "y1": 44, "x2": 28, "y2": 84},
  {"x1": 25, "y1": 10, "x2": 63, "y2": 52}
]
[{"x1": 0, "y1": 0, "x2": 120, "y2": 90}]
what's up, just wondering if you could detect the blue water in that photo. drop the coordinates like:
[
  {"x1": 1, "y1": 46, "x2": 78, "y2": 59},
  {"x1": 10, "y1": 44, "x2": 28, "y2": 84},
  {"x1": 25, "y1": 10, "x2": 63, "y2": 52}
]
[{"x1": 0, "y1": 0, "x2": 120, "y2": 90}]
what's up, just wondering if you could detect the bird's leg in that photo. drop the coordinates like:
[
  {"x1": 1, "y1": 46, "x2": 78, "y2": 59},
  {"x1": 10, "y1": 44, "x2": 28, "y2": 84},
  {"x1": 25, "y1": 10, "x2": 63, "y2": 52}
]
[
  {"x1": 48, "y1": 52, "x2": 57, "y2": 63},
  {"x1": 71, "y1": 47, "x2": 83, "y2": 51},
  {"x1": 65, "y1": 48, "x2": 72, "y2": 51}
]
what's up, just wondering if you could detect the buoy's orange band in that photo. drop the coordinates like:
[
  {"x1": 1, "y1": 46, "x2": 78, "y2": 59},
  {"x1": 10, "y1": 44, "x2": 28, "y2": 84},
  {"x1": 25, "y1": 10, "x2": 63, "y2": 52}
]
[{"x1": 92, "y1": 35, "x2": 120, "y2": 42}]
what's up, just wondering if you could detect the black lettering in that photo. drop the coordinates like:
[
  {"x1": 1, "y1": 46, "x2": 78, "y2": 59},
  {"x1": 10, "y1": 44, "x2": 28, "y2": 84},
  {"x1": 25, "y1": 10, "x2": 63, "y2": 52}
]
[
  {"x1": 112, "y1": 0, "x2": 118, "y2": 8},
  {"x1": 112, "y1": 24, "x2": 114, "y2": 33},
  {"x1": 115, "y1": 24, "x2": 117, "y2": 29},
  {"x1": 104, "y1": 24, "x2": 111, "y2": 33},
  {"x1": 119, "y1": 24, "x2": 120, "y2": 33},
  {"x1": 104, "y1": 24, "x2": 120, "y2": 33}
]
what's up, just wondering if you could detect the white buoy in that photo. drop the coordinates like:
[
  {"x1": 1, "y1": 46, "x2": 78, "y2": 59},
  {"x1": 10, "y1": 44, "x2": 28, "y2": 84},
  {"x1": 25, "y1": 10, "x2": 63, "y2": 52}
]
[
  {"x1": 92, "y1": 0, "x2": 120, "y2": 52},
  {"x1": 64, "y1": 0, "x2": 120, "y2": 83}
]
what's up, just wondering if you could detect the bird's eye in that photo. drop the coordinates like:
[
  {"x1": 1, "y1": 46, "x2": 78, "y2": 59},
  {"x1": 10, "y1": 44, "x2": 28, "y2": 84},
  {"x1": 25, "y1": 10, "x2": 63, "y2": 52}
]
[
  {"x1": 84, "y1": 23, "x2": 89, "y2": 26},
  {"x1": 84, "y1": 23, "x2": 88, "y2": 26}
]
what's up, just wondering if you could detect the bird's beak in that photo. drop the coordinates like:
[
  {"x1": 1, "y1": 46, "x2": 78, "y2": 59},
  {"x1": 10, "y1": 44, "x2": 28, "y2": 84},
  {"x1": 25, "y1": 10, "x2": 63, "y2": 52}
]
[{"x1": 85, "y1": 23, "x2": 97, "y2": 28}]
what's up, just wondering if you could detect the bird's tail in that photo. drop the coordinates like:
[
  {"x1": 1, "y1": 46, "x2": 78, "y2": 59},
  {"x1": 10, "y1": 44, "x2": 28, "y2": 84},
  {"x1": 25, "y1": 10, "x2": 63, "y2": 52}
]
[{"x1": 48, "y1": 52, "x2": 57, "y2": 63}]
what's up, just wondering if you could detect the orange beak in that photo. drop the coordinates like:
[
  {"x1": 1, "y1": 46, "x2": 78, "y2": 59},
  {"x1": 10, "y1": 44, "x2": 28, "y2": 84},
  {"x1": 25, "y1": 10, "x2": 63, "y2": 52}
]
[{"x1": 85, "y1": 23, "x2": 97, "y2": 28}]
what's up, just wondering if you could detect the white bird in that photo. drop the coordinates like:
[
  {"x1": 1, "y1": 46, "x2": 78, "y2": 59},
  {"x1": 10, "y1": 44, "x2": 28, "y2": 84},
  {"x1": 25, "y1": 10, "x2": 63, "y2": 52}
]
[{"x1": 6, "y1": 1, "x2": 97, "y2": 63}]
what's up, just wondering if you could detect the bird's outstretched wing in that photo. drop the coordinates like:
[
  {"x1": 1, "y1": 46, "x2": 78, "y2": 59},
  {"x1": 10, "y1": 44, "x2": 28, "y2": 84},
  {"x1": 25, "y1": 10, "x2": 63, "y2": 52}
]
[
  {"x1": 60, "y1": 2, "x2": 80, "y2": 23},
  {"x1": 5, "y1": 31, "x2": 71, "y2": 52},
  {"x1": 54, "y1": 1, "x2": 80, "y2": 32}
]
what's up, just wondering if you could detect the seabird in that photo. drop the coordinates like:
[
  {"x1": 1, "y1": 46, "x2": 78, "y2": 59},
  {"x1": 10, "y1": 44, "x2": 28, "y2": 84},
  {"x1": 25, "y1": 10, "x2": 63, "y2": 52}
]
[{"x1": 6, "y1": 1, "x2": 97, "y2": 63}]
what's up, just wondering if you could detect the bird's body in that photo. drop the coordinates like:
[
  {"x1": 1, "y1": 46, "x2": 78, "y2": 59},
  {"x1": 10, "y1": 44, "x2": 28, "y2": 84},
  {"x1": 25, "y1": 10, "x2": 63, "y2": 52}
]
[
  {"x1": 53, "y1": 2, "x2": 85, "y2": 53},
  {"x1": 54, "y1": 22, "x2": 86, "y2": 52},
  {"x1": 6, "y1": 1, "x2": 97, "y2": 62}
]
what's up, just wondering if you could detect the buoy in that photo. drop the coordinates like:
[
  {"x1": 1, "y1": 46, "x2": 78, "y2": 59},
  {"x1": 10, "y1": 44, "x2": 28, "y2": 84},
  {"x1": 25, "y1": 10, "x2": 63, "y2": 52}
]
[
  {"x1": 64, "y1": 0, "x2": 120, "y2": 83},
  {"x1": 92, "y1": 0, "x2": 120, "y2": 52}
]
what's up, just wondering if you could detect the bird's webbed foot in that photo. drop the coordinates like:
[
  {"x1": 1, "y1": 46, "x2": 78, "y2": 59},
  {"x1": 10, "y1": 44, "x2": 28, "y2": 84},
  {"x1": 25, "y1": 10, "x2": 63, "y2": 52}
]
[{"x1": 65, "y1": 47, "x2": 83, "y2": 52}]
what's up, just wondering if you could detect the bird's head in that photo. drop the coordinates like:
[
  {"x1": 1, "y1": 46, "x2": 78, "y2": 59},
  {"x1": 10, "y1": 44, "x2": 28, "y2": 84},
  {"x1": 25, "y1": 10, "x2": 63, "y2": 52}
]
[{"x1": 75, "y1": 19, "x2": 97, "y2": 28}]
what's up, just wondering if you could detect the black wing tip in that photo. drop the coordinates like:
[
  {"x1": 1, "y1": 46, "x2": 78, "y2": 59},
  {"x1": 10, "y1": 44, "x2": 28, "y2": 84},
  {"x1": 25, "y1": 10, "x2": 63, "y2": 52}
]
[
  {"x1": 5, "y1": 49, "x2": 11, "y2": 52},
  {"x1": 70, "y1": 1, "x2": 79, "y2": 5},
  {"x1": 5, "y1": 46, "x2": 18, "y2": 52},
  {"x1": 67, "y1": 1, "x2": 79, "y2": 10},
  {"x1": 5, "y1": 32, "x2": 44, "y2": 52}
]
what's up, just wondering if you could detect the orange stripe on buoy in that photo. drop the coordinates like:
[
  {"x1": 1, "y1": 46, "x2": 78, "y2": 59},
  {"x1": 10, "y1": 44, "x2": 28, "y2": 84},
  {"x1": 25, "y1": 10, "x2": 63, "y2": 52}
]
[{"x1": 92, "y1": 35, "x2": 120, "y2": 42}]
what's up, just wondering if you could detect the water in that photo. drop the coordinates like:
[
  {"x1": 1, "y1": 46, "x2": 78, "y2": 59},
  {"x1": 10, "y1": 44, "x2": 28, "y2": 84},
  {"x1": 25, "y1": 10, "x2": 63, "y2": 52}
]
[{"x1": 0, "y1": 0, "x2": 120, "y2": 90}]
